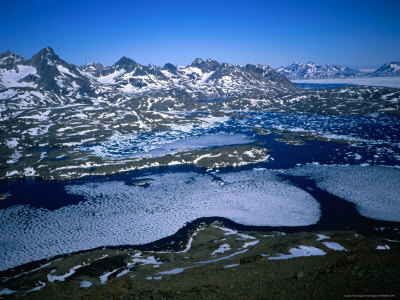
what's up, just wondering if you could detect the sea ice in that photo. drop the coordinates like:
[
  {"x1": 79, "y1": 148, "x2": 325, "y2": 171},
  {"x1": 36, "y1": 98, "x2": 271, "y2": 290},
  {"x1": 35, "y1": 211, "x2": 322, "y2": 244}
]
[
  {"x1": 287, "y1": 165, "x2": 400, "y2": 222},
  {"x1": 0, "y1": 169, "x2": 320, "y2": 271}
]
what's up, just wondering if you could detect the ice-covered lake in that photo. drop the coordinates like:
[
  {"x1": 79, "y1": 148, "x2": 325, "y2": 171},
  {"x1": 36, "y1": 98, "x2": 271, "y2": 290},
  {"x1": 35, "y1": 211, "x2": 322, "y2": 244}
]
[{"x1": 0, "y1": 111, "x2": 400, "y2": 271}]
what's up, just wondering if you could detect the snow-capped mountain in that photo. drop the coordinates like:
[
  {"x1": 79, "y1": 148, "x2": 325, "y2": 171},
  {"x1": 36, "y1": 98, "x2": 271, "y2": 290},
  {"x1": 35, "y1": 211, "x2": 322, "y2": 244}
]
[
  {"x1": 276, "y1": 62, "x2": 360, "y2": 79},
  {"x1": 370, "y1": 62, "x2": 400, "y2": 77},
  {"x1": 79, "y1": 55, "x2": 296, "y2": 98},
  {"x1": 1, "y1": 47, "x2": 399, "y2": 118},
  {"x1": 0, "y1": 47, "x2": 95, "y2": 96},
  {"x1": 78, "y1": 53, "x2": 295, "y2": 97},
  {"x1": 81, "y1": 56, "x2": 171, "y2": 93},
  {"x1": 0, "y1": 47, "x2": 300, "y2": 112}
]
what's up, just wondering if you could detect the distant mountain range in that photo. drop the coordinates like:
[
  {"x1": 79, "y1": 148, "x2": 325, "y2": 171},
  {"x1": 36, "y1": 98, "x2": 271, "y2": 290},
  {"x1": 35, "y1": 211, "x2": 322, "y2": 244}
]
[
  {"x1": 276, "y1": 62, "x2": 400, "y2": 79},
  {"x1": 0, "y1": 47, "x2": 399, "y2": 119},
  {"x1": 0, "y1": 47, "x2": 295, "y2": 102},
  {"x1": 1, "y1": 48, "x2": 399, "y2": 102}
]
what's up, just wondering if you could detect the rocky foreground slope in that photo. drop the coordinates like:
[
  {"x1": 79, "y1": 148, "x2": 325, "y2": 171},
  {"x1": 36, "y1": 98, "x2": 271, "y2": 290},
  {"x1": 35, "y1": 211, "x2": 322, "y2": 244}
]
[{"x1": 0, "y1": 224, "x2": 399, "y2": 299}]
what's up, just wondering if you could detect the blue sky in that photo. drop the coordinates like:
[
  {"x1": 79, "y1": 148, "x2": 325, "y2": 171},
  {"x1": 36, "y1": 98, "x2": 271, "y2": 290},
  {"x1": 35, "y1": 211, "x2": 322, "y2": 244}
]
[{"x1": 1, "y1": 0, "x2": 399, "y2": 68}]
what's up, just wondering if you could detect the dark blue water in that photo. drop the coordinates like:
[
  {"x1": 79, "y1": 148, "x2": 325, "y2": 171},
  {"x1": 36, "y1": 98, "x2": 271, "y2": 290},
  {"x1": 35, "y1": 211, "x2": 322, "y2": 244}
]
[{"x1": 79, "y1": 112, "x2": 400, "y2": 163}]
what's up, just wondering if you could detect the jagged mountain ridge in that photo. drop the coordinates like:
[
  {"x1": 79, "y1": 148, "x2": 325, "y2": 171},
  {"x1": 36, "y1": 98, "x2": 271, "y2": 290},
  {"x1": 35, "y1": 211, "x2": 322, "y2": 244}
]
[
  {"x1": 0, "y1": 47, "x2": 295, "y2": 103},
  {"x1": 0, "y1": 47, "x2": 96, "y2": 96},
  {"x1": 276, "y1": 62, "x2": 361, "y2": 79},
  {"x1": 1, "y1": 47, "x2": 399, "y2": 121},
  {"x1": 81, "y1": 56, "x2": 296, "y2": 96}
]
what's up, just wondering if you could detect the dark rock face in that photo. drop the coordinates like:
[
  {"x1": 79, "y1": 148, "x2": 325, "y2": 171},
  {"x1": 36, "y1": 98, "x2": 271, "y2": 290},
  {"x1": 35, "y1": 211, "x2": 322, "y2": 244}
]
[
  {"x1": 27, "y1": 47, "x2": 93, "y2": 95},
  {"x1": 162, "y1": 63, "x2": 178, "y2": 74},
  {"x1": 191, "y1": 58, "x2": 220, "y2": 73},
  {"x1": 0, "y1": 51, "x2": 25, "y2": 70}
]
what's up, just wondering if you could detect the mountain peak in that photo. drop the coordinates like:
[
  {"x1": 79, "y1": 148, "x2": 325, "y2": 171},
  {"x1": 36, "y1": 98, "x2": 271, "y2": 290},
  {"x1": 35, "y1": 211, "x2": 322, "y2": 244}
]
[
  {"x1": 191, "y1": 58, "x2": 204, "y2": 66},
  {"x1": 0, "y1": 51, "x2": 25, "y2": 69},
  {"x1": 0, "y1": 50, "x2": 14, "y2": 57},
  {"x1": 29, "y1": 47, "x2": 62, "y2": 66},
  {"x1": 148, "y1": 63, "x2": 160, "y2": 71},
  {"x1": 37, "y1": 47, "x2": 57, "y2": 58},
  {"x1": 114, "y1": 56, "x2": 138, "y2": 68},
  {"x1": 44, "y1": 46, "x2": 55, "y2": 53},
  {"x1": 191, "y1": 58, "x2": 220, "y2": 72},
  {"x1": 162, "y1": 63, "x2": 177, "y2": 73},
  {"x1": 0, "y1": 50, "x2": 22, "y2": 60},
  {"x1": 83, "y1": 62, "x2": 105, "y2": 72}
]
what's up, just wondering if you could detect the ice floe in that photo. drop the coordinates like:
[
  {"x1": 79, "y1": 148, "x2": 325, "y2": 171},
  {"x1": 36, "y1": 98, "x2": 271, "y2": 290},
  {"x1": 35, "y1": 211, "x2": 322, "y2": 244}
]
[
  {"x1": 80, "y1": 133, "x2": 253, "y2": 158},
  {"x1": 286, "y1": 165, "x2": 400, "y2": 222},
  {"x1": 0, "y1": 169, "x2": 319, "y2": 270}
]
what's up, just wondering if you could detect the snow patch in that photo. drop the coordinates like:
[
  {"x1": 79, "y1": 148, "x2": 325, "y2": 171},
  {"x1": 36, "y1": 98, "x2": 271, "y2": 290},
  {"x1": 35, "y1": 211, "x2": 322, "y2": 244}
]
[
  {"x1": 322, "y1": 242, "x2": 346, "y2": 251},
  {"x1": 267, "y1": 246, "x2": 326, "y2": 259},
  {"x1": 211, "y1": 244, "x2": 231, "y2": 255}
]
